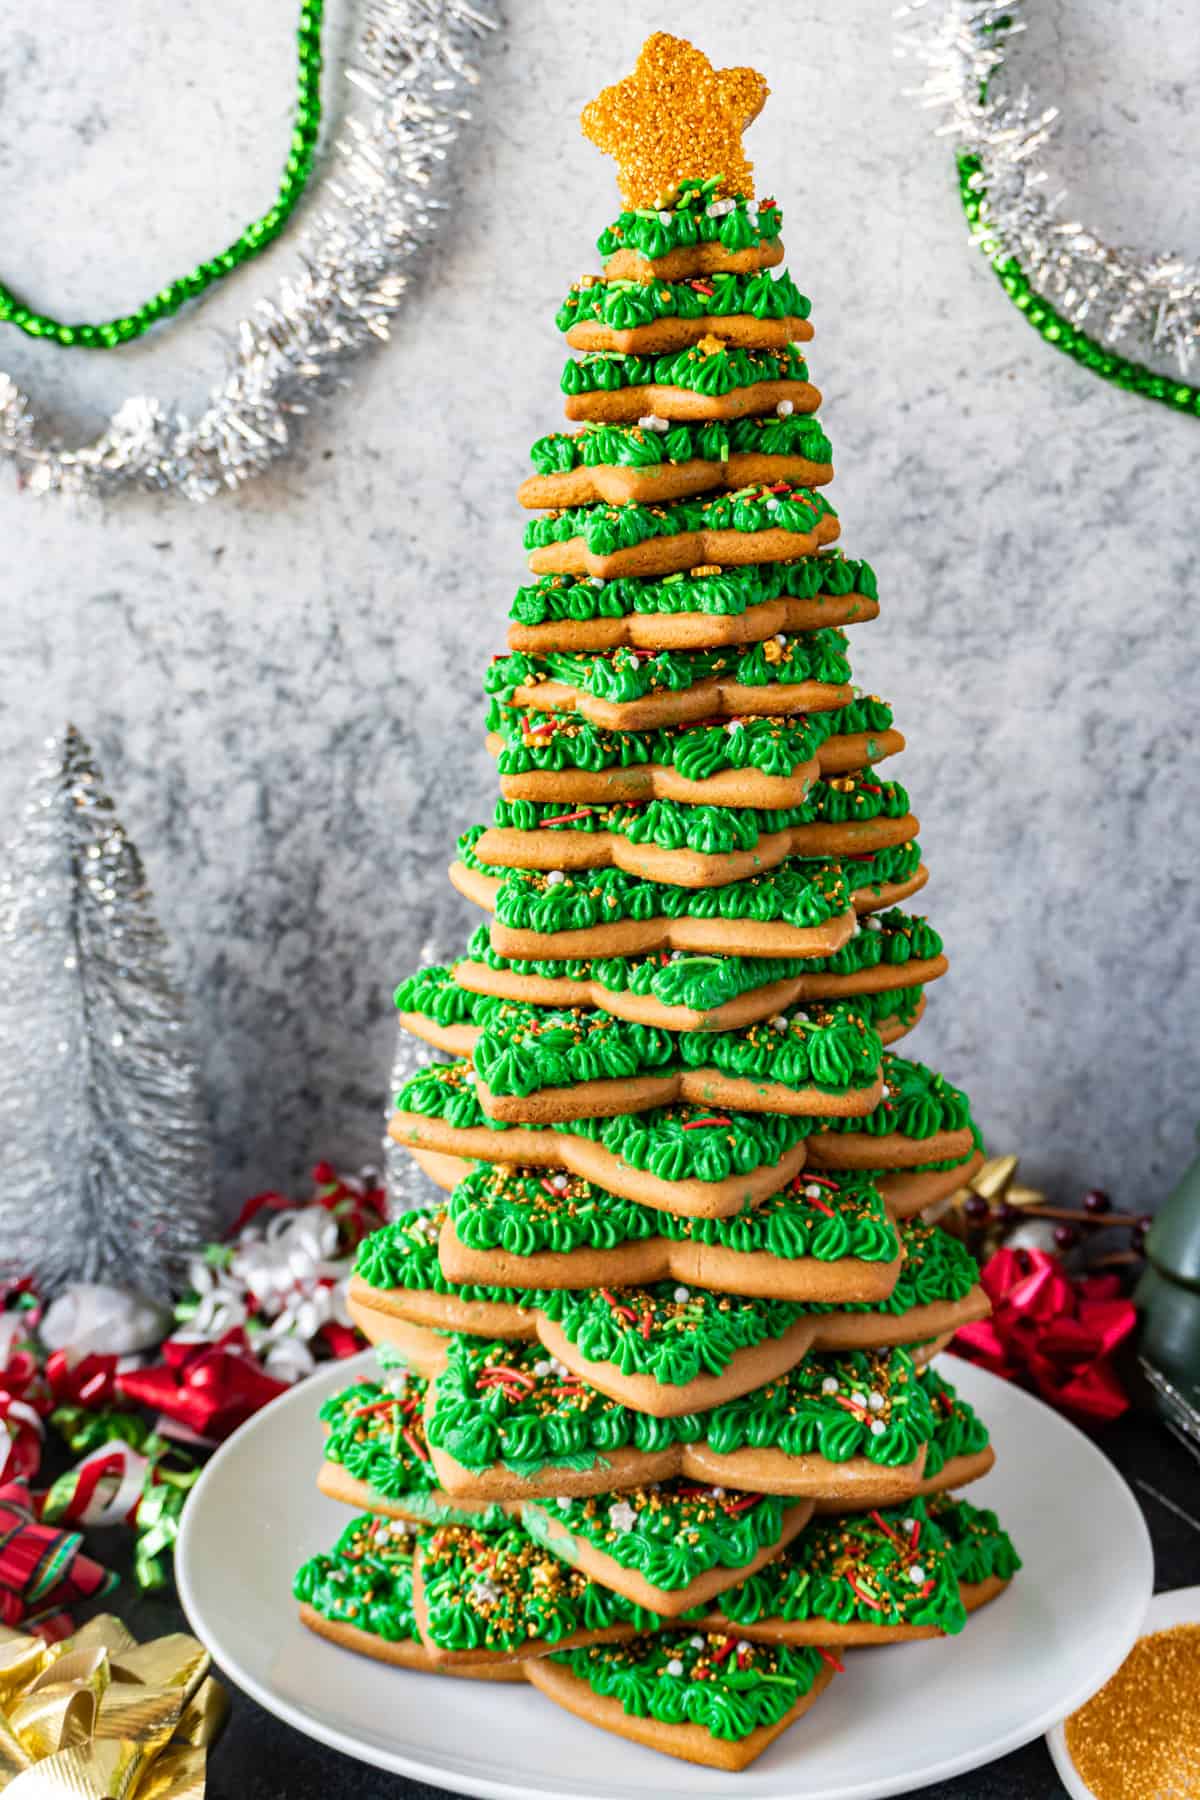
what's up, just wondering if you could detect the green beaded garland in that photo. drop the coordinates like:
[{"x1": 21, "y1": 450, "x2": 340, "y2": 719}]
[
  {"x1": 956, "y1": 152, "x2": 1200, "y2": 418},
  {"x1": 0, "y1": 0, "x2": 323, "y2": 350}
]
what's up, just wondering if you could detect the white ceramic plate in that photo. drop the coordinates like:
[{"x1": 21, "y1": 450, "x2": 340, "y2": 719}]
[
  {"x1": 1045, "y1": 1584, "x2": 1200, "y2": 1798},
  {"x1": 177, "y1": 1350, "x2": 1153, "y2": 1800}
]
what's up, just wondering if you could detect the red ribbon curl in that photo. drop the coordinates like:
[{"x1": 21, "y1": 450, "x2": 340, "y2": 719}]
[{"x1": 117, "y1": 1328, "x2": 288, "y2": 1442}]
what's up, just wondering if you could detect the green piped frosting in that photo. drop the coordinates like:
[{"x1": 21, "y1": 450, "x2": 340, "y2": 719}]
[
  {"x1": 461, "y1": 909, "x2": 940, "y2": 1009},
  {"x1": 529, "y1": 414, "x2": 831, "y2": 477},
  {"x1": 490, "y1": 706, "x2": 831, "y2": 783},
  {"x1": 549, "y1": 1633, "x2": 825, "y2": 1744},
  {"x1": 710, "y1": 1495, "x2": 965, "y2": 1634},
  {"x1": 561, "y1": 343, "x2": 809, "y2": 401},
  {"x1": 483, "y1": 857, "x2": 851, "y2": 936},
  {"x1": 293, "y1": 1512, "x2": 420, "y2": 1641},
  {"x1": 510, "y1": 553, "x2": 876, "y2": 626},
  {"x1": 926, "y1": 1494, "x2": 1022, "y2": 1586},
  {"x1": 470, "y1": 997, "x2": 882, "y2": 1101},
  {"x1": 425, "y1": 1337, "x2": 933, "y2": 1482},
  {"x1": 394, "y1": 1061, "x2": 816, "y2": 1182},
  {"x1": 536, "y1": 1281, "x2": 808, "y2": 1386},
  {"x1": 531, "y1": 1482, "x2": 790, "y2": 1593},
  {"x1": 444, "y1": 1163, "x2": 899, "y2": 1267},
  {"x1": 919, "y1": 1367, "x2": 992, "y2": 1477},
  {"x1": 522, "y1": 485, "x2": 836, "y2": 556},
  {"x1": 353, "y1": 1201, "x2": 531, "y2": 1310},
  {"x1": 596, "y1": 184, "x2": 783, "y2": 262},
  {"x1": 488, "y1": 796, "x2": 817, "y2": 859},
  {"x1": 813, "y1": 1218, "x2": 978, "y2": 1319},
  {"x1": 816, "y1": 1053, "x2": 978, "y2": 1143},
  {"x1": 418, "y1": 1521, "x2": 660, "y2": 1652},
  {"x1": 556, "y1": 268, "x2": 810, "y2": 334},
  {"x1": 487, "y1": 628, "x2": 851, "y2": 707}
]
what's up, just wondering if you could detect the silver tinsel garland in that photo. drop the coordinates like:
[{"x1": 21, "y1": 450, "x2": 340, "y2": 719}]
[
  {"x1": 0, "y1": 0, "x2": 498, "y2": 502},
  {"x1": 895, "y1": 0, "x2": 1200, "y2": 375},
  {"x1": 0, "y1": 729, "x2": 216, "y2": 1296}
]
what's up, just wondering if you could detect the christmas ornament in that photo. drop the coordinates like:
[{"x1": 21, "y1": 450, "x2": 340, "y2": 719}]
[
  {"x1": 0, "y1": 729, "x2": 216, "y2": 1300},
  {"x1": 952, "y1": 1248, "x2": 1135, "y2": 1426},
  {"x1": 0, "y1": 0, "x2": 498, "y2": 501},
  {"x1": 930, "y1": 1153, "x2": 1149, "y2": 1270},
  {"x1": 896, "y1": 1, "x2": 1200, "y2": 416},
  {"x1": 0, "y1": 1612, "x2": 228, "y2": 1796},
  {"x1": 1, "y1": 3, "x2": 323, "y2": 349},
  {"x1": 1136, "y1": 1142, "x2": 1200, "y2": 1454}
]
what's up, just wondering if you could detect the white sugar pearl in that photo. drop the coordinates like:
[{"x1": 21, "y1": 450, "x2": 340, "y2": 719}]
[
  {"x1": 805, "y1": 1184, "x2": 824, "y2": 1201},
  {"x1": 776, "y1": 399, "x2": 795, "y2": 417},
  {"x1": 464, "y1": 1068, "x2": 477, "y2": 1083},
  {"x1": 658, "y1": 210, "x2": 674, "y2": 225},
  {"x1": 901, "y1": 1518, "x2": 916, "y2": 1532},
  {"x1": 710, "y1": 1486, "x2": 726, "y2": 1498},
  {"x1": 867, "y1": 1391, "x2": 885, "y2": 1412},
  {"x1": 725, "y1": 719, "x2": 743, "y2": 733},
  {"x1": 545, "y1": 870, "x2": 566, "y2": 886},
  {"x1": 690, "y1": 1635, "x2": 706, "y2": 1649},
  {"x1": 534, "y1": 1360, "x2": 552, "y2": 1377},
  {"x1": 673, "y1": 1286, "x2": 690, "y2": 1303},
  {"x1": 737, "y1": 1640, "x2": 752, "y2": 1653},
  {"x1": 870, "y1": 1419, "x2": 887, "y2": 1436},
  {"x1": 770, "y1": 1014, "x2": 789, "y2": 1032},
  {"x1": 864, "y1": 917, "x2": 882, "y2": 931},
  {"x1": 880, "y1": 1084, "x2": 891, "y2": 1099},
  {"x1": 821, "y1": 1376, "x2": 839, "y2": 1395},
  {"x1": 666, "y1": 1658, "x2": 685, "y2": 1677},
  {"x1": 590, "y1": 576, "x2": 606, "y2": 588},
  {"x1": 557, "y1": 1495, "x2": 573, "y2": 1508},
  {"x1": 551, "y1": 1175, "x2": 569, "y2": 1191},
  {"x1": 909, "y1": 1564, "x2": 927, "y2": 1585},
  {"x1": 774, "y1": 633, "x2": 788, "y2": 646}
]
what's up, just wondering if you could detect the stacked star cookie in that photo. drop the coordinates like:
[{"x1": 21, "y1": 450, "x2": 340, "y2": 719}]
[{"x1": 294, "y1": 34, "x2": 1020, "y2": 1773}]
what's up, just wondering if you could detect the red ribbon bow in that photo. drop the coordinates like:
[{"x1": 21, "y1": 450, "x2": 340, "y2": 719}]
[
  {"x1": 117, "y1": 1328, "x2": 288, "y2": 1442},
  {"x1": 953, "y1": 1247, "x2": 1134, "y2": 1425},
  {"x1": 0, "y1": 1477, "x2": 117, "y2": 1638}
]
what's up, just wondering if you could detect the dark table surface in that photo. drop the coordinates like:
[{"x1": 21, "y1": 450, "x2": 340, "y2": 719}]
[{"x1": 100, "y1": 1403, "x2": 1199, "y2": 1800}]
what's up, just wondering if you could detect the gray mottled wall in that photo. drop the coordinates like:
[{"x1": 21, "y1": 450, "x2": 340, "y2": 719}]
[{"x1": 0, "y1": 0, "x2": 1196, "y2": 1215}]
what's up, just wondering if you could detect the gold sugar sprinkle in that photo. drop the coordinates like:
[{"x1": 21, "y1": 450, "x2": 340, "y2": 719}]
[
  {"x1": 1063, "y1": 1624, "x2": 1200, "y2": 1800},
  {"x1": 581, "y1": 33, "x2": 768, "y2": 212}
]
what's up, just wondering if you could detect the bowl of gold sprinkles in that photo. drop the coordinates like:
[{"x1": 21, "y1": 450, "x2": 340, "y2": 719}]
[{"x1": 1047, "y1": 1586, "x2": 1200, "y2": 1800}]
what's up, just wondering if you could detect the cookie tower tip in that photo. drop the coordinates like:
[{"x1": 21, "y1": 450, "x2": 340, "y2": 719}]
[{"x1": 581, "y1": 32, "x2": 769, "y2": 210}]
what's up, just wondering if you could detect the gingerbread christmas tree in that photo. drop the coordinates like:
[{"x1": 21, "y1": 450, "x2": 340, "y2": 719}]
[{"x1": 294, "y1": 34, "x2": 1019, "y2": 1771}]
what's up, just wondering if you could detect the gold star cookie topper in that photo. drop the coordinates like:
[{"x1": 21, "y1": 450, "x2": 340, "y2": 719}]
[{"x1": 582, "y1": 33, "x2": 769, "y2": 212}]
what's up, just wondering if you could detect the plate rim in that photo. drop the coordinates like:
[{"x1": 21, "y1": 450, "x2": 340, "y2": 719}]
[{"x1": 177, "y1": 1349, "x2": 1154, "y2": 1800}]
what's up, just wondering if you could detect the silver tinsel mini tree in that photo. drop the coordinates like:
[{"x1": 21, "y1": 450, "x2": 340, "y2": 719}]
[{"x1": 0, "y1": 729, "x2": 216, "y2": 1297}]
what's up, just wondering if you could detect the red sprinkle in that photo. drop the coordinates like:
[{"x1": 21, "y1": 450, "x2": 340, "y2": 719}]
[
  {"x1": 538, "y1": 810, "x2": 594, "y2": 827},
  {"x1": 350, "y1": 1400, "x2": 398, "y2": 1418},
  {"x1": 869, "y1": 1509, "x2": 908, "y2": 1550},
  {"x1": 680, "y1": 1115, "x2": 733, "y2": 1131},
  {"x1": 599, "y1": 1287, "x2": 637, "y2": 1325},
  {"x1": 845, "y1": 1570, "x2": 886, "y2": 1612},
  {"x1": 400, "y1": 1426, "x2": 430, "y2": 1467},
  {"x1": 816, "y1": 1646, "x2": 845, "y2": 1673}
]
